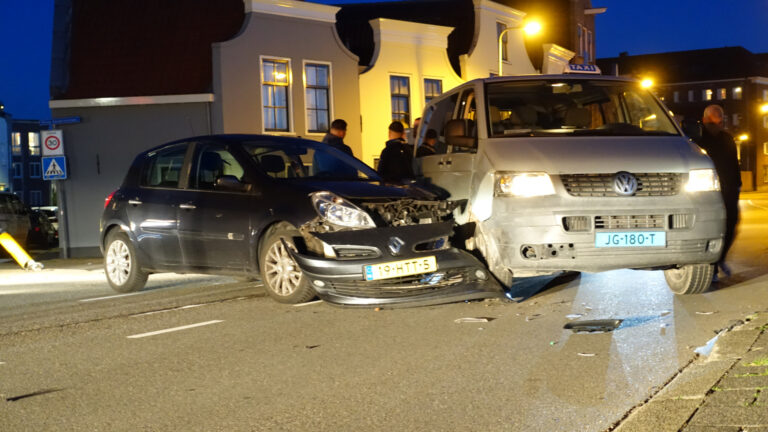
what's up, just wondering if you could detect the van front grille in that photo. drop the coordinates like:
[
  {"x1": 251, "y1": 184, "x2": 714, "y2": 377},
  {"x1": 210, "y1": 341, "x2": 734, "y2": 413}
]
[
  {"x1": 561, "y1": 173, "x2": 682, "y2": 197},
  {"x1": 595, "y1": 215, "x2": 665, "y2": 229}
]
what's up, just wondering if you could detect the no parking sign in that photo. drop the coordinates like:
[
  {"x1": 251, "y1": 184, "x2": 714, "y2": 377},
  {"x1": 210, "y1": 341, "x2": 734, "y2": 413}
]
[{"x1": 41, "y1": 130, "x2": 64, "y2": 156}]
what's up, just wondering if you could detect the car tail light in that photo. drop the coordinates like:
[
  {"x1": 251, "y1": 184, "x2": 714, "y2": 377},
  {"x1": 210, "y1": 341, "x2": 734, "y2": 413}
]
[{"x1": 104, "y1": 190, "x2": 117, "y2": 209}]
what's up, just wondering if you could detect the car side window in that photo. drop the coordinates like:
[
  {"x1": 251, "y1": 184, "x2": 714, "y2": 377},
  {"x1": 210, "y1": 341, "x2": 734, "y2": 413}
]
[
  {"x1": 190, "y1": 144, "x2": 246, "y2": 191},
  {"x1": 141, "y1": 144, "x2": 187, "y2": 188},
  {"x1": 419, "y1": 92, "x2": 458, "y2": 156}
]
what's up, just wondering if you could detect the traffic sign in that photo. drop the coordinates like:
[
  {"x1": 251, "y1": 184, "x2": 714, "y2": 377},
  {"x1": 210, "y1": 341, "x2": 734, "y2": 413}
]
[
  {"x1": 42, "y1": 156, "x2": 67, "y2": 180},
  {"x1": 39, "y1": 116, "x2": 81, "y2": 128},
  {"x1": 41, "y1": 130, "x2": 65, "y2": 156}
]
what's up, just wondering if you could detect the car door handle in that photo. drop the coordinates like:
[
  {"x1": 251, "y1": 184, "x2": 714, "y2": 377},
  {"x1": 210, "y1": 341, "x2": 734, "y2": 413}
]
[
  {"x1": 128, "y1": 200, "x2": 142, "y2": 206},
  {"x1": 179, "y1": 203, "x2": 196, "y2": 210}
]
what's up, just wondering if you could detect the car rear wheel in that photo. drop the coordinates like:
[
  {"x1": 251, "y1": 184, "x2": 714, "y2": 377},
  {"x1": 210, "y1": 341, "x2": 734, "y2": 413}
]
[
  {"x1": 104, "y1": 231, "x2": 148, "y2": 293},
  {"x1": 259, "y1": 226, "x2": 316, "y2": 304},
  {"x1": 664, "y1": 263, "x2": 714, "y2": 295}
]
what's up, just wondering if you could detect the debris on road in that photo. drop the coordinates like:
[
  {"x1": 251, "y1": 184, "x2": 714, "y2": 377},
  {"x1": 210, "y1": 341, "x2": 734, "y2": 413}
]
[
  {"x1": 293, "y1": 300, "x2": 323, "y2": 307},
  {"x1": 577, "y1": 352, "x2": 596, "y2": 357},
  {"x1": 565, "y1": 313, "x2": 583, "y2": 320},
  {"x1": 525, "y1": 313, "x2": 542, "y2": 322},
  {"x1": 660, "y1": 310, "x2": 671, "y2": 317},
  {"x1": 693, "y1": 331, "x2": 723, "y2": 356},
  {"x1": 695, "y1": 311, "x2": 717, "y2": 315},
  {"x1": 305, "y1": 345, "x2": 320, "y2": 350},
  {"x1": 564, "y1": 319, "x2": 623, "y2": 333},
  {"x1": 454, "y1": 317, "x2": 495, "y2": 323}
]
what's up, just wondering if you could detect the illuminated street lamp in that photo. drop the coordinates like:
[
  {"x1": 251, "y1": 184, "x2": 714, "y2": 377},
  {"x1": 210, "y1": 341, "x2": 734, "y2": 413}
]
[
  {"x1": 498, "y1": 20, "x2": 542, "y2": 76},
  {"x1": 640, "y1": 78, "x2": 654, "y2": 89},
  {"x1": 738, "y1": 133, "x2": 749, "y2": 142},
  {"x1": 760, "y1": 103, "x2": 768, "y2": 114}
]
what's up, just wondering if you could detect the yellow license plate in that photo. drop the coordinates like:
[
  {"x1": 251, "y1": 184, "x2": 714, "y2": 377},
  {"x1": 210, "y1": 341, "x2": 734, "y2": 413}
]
[{"x1": 364, "y1": 256, "x2": 437, "y2": 281}]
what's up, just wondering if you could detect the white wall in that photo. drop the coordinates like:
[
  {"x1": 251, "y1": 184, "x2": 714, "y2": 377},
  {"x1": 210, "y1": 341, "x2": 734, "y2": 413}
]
[{"x1": 359, "y1": 19, "x2": 464, "y2": 166}]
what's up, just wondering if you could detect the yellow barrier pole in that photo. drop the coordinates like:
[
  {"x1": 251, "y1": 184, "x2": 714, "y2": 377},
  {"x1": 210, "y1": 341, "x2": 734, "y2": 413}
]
[{"x1": 0, "y1": 230, "x2": 43, "y2": 271}]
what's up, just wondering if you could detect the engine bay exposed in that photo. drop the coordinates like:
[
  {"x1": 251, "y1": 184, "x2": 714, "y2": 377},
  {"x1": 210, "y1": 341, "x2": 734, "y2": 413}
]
[{"x1": 360, "y1": 199, "x2": 461, "y2": 227}]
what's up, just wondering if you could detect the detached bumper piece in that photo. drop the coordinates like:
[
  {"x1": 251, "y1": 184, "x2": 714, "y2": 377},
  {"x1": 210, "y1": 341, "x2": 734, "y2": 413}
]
[{"x1": 290, "y1": 222, "x2": 504, "y2": 307}]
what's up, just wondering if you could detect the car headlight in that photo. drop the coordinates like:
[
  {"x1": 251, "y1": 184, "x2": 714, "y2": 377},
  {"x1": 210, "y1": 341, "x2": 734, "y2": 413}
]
[
  {"x1": 495, "y1": 172, "x2": 555, "y2": 197},
  {"x1": 310, "y1": 191, "x2": 375, "y2": 228},
  {"x1": 685, "y1": 169, "x2": 720, "y2": 192}
]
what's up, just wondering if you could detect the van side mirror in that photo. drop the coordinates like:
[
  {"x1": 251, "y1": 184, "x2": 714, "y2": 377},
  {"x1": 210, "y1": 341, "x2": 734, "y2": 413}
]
[
  {"x1": 681, "y1": 119, "x2": 701, "y2": 140},
  {"x1": 444, "y1": 119, "x2": 477, "y2": 149}
]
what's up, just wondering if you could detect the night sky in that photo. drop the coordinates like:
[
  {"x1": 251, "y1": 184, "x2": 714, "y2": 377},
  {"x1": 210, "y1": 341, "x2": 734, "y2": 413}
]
[{"x1": 1, "y1": 0, "x2": 766, "y2": 120}]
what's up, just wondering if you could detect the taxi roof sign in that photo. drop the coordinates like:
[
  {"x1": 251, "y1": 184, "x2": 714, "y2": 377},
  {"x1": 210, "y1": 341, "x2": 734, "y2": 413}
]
[{"x1": 565, "y1": 64, "x2": 601, "y2": 74}]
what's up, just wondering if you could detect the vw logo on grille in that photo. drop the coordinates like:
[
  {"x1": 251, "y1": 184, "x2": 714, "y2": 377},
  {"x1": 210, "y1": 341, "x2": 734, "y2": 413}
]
[
  {"x1": 388, "y1": 237, "x2": 405, "y2": 256},
  {"x1": 613, "y1": 171, "x2": 638, "y2": 196}
]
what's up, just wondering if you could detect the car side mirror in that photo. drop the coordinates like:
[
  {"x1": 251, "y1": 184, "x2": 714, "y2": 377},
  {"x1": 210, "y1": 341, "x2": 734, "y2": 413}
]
[
  {"x1": 681, "y1": 119, "x2": 701, "y2": 140},
  {"x1": 444, "y1": 119, "x2": 477, "y2": 149},
  {"x1": 215, "y1": 175, "x2": 251, "y2": 193}
]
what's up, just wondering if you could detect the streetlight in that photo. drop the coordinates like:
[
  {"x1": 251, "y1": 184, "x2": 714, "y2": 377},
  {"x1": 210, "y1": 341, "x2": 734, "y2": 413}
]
[
  {"x1": 760, "y1": 103, "x2": 768, "y2": 114},
  {"x1": 640, "y1": 78, "x2": 654, "y2": 89},
  {"x1": 498, "y1": 20, "x2": 542, "y2": 76}
]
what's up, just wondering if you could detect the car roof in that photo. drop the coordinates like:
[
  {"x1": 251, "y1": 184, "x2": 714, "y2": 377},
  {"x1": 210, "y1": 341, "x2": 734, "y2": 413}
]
[{"x1": 143, "y1": 134, "x2": 325, "y2": 155}]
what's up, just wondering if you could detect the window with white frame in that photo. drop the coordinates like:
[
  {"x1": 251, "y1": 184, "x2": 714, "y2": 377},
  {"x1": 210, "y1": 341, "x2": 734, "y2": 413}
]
[
  {"x1": 763, "y1": 89, "x2": 768, "y2": 101},
  {"x1": 11, "y1": 132, "x2": 21, "y2": 155},
  {"x1": 733, "y1": 87, "x2": 743, "y2": 100},
  {"x1": 688, "y1": 90, "x2": 695, "y2": 102},
  {"x1": 673, "y1": 91, "x2": 680, "y2": 102},
  {"x1": 703, "y1": 89, "x2": 713, "y2": 101},
  {"x1": 28, "y1": 132, "x2": 40, "y2": 156},
  {"x1": 732, "y1": 113, "x2": 741, "y2": 126},
  {"x1": 261, "y1": 58, "x2": 290, "y2": 132},
  {"x1": 424, "y1": 79, "x2": 442, "y2": 105},
  {"x1": 12, "y1": 163, "x2": 22, "y2": 178},
  {"x1": 29, "y1": 190, "x2": 42, "y2": 206},
  {"x1": 390, "y1": 75, "x2": 411, "y2": 125},
  {"x1": 496, "y1": 22, "x2": 508, "y2": 62},
  {"x1": 717, "y1": 88, "x2": 726, "y2": 100},
  {"x1": 764, "y1": 142, "x2": 768, "y2": 155},
  {"x1": 29, "y1": 162, "x2": 41, "y2": 178},
  {"x1": 304, "y1": 63, "x2": 330, "y2": 134}
]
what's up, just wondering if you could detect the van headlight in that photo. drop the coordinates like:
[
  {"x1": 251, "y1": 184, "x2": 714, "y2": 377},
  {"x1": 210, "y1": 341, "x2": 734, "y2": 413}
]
[
  {"x1": 495, "y1": 172, "x2": 555, "y2": 197},
  {"x1": 310, "y1": 191, "x2": 375, "y2": 228},
  {"x1": 685, "y1": 169, "x2": 720, "y2": 192}
]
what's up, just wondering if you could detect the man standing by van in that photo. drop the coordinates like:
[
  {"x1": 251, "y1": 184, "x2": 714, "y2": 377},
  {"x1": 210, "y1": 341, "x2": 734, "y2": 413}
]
[
  {"x1": 377, "y1": 121, "x2": 414, "y2": 183},
  {"x1": 696, "y1": 104, "x2": 741, "y2": 278}
]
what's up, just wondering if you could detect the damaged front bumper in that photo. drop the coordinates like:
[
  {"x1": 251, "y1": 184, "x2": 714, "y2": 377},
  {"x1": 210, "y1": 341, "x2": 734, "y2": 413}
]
[{"x1": 288, "y1": 222, "x2": 504, "y2": 307}]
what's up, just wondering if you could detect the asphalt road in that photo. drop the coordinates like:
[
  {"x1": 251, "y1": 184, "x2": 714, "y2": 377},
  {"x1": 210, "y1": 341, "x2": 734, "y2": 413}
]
[{"x1": 1, "y1": 193, "x2": 767, "y2": 431}]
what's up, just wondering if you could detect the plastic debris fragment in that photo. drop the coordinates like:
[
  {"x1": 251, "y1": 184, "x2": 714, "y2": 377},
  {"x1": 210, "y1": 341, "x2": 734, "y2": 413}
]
[
  {"x1": 577, "y1": 352, "x2": 596, "y2": 357},
  {"x1": 454, "y1": 317, "x2": 495, "y2": 323}
]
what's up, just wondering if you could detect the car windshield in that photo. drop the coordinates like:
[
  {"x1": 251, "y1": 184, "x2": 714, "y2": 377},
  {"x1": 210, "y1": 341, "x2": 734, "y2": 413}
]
[
  {"x1": 486, "y1": 79, "x2": 680, "y2": 137},
  {"x1": 241, "y1": 142, "x2": 380, "y2": 181}
]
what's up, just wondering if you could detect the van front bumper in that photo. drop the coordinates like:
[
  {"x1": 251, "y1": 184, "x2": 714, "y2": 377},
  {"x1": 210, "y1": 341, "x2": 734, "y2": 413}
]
[{"x1": 478, "y1": 192, "x2": 726, "y2": 275}]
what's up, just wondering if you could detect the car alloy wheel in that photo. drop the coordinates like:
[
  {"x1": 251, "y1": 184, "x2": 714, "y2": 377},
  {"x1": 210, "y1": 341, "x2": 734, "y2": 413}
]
[
  {"x1": 103, "y1": 231, "x2": 148, "y2": 293},
  {"x1": 263, "y1": 240, "x2": 303, "y2": 296},
  {"x1": 106, "y1": 238, "x2": 132, "y2": 286}
]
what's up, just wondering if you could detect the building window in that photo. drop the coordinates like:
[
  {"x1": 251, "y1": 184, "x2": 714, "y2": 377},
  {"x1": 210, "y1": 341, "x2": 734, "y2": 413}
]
[
  {"x1": 703, "y1": 89, "x2": 713, "y2": 101},
  {"x1": 12, "y1": 163, "x2": 22, "y2": 178},
  {"x1": 390, "y1": 75, "x2": 411, "y2": 125},
  {"x1": 733, "y1": 87, "x2": 743, "y2": 100},
  {"x1": 496, "y1": 22, "x2": 508, "y2": 62},
  {"x1": 763, "y1": 89, "x2": 768, "y2": 101},
  {"x1": 261, "y1": 58, "x2": 290, "y2": 132},
  {"x1": 29, "y1": 162, "x2": 41, "y2": 178},
  {"x1": 29, "y1": 190, "x2": 42, "y2": 206},
  {"x1": 673, "y1": 91, "x2": 680, "y2": 103},
  {"x1": 28, "y1": 132, "x2": 40, "y2": 156},
  {"x1": 424, "y1": 79, "x2": 442, "y2": 105},
  {"x1": 764, "y1": 116, "x2": 768, "y2": 129},
  {"x1": 304, "y1": 63, "x2": 331, "y2": 134},
  {"x1": 11, "y1": 132, "x2": 21, "y2": 155},
  {"x1": 763, "y1": 142, "x2": 768, "y2": 155},
  {"x1": 732, "y1": 114, "x2": 741, "y2": 126},
  {"x1": 587, "y1": 30, "x2": 593, "y2": 63},
  {"x1": 688, "y1": 90, "x2": 695, "y2": 102},
  {"x1": 717, "y1": 88, "x2": 726, "y2": 100}
]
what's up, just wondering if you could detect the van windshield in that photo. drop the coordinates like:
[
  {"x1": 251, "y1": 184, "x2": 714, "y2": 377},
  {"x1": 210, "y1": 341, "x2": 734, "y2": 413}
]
[{"x1": 486, "y1": 80, "x2": 680, "y2": 137}]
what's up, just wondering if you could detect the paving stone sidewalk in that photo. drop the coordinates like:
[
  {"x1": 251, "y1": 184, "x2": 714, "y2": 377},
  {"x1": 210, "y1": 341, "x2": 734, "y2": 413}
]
[{"x1": 614, "y1": 313, "x2": 768, "y2": 432}]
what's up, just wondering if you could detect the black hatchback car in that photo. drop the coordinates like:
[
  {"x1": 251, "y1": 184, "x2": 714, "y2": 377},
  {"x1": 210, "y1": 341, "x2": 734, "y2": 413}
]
[{"x1": 100, "y1": 135, "x2": 502, "y2": 306}]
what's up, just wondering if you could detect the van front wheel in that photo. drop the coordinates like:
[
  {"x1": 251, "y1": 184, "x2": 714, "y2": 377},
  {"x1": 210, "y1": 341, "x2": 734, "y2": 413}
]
[{"x1": 664, "y1": 263, "x2": 714, "y2": 295}]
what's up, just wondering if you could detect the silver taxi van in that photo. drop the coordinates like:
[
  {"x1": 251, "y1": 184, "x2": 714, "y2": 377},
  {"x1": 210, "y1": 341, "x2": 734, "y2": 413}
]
[{"x1": 414, "y1": 73, "x2": 726, "y2": 295}]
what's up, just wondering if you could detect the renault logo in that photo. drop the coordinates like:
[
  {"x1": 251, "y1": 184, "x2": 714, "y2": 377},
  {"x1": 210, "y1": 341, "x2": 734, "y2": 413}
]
[
  {"x1": 388, "y1": 237, "x2": 405, "y2": 256},
  {"x1": 613, "y1": 171, "x2": 638, "y2": 196}
]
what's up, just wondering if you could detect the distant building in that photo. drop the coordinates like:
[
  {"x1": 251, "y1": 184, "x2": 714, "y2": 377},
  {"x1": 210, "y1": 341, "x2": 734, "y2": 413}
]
[
  {"x1": 9, "y1": 120, "x2": 52, "y2": 207},
  {"x1": 0, "y1": 103, "x2": 10, "y2": 192},
  {"x1": 598, "y1": 47, "x2": 768, "y2": 191}
]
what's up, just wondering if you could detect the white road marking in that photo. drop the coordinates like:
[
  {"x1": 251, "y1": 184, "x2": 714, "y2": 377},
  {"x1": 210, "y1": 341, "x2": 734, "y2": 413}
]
[
  {"x1": 130, "y1": 304, "x2": 204, "y2": 317},
  {"x1": 747, "y1": 200, "x2": 768, "y2": 211},
  {"x1": 127, "y1": 320, "x2": 223, "y2": 339},
  {"x1": 293, "y1": 300, "x2": 323, "y2": 307},
  {"x1": 79, "y1": 292, "x2": 143, "y2": 302}
]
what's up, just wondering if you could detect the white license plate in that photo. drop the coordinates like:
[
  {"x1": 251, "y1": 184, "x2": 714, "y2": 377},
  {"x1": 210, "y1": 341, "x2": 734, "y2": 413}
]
[
  {"x1": 595, "y1": 231, "x2": 666, "y2": 248},
  {"x1": 364, "y1": 256, "x2": 438, "y2": 281}
]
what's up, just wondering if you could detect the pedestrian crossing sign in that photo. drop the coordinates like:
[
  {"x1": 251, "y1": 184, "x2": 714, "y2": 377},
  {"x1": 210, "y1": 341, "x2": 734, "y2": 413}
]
[{"x1": 42, "y1": 156, "x2": 67, "y2": 180}]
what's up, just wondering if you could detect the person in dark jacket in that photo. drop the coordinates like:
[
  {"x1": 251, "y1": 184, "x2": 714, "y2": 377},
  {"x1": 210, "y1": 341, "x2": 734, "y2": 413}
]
[
  {"x1": 695, "y1": 104, "x2": 741, "y2": 278},
  {"x1": 313, "y1": 119, "x2": 357, "y2": 178},
  {"x1": 377, "y1": 121, "x2": 414, "y2": 183}
]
